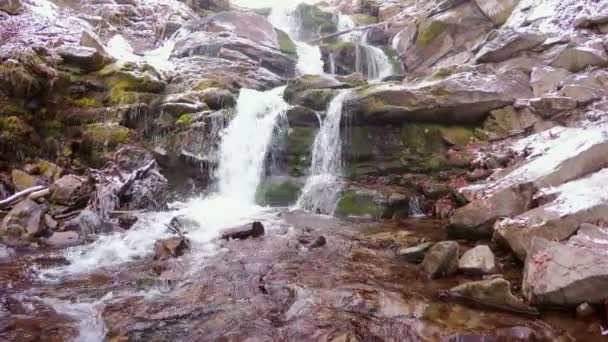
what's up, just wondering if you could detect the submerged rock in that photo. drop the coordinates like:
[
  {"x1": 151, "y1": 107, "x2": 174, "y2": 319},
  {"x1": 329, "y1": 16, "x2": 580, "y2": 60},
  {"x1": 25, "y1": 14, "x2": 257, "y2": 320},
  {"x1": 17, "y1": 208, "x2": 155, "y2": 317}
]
[
  {"x1": 449, "y1": 277, "x2": 538, "y2": 315},
  {"x1": 397, "y1": 242, "x2": 434, "y2": 263},
  {"x1": 458, "y1": 245, "x2": 496, "y2": 274},
  {"x1": 221, "y1": 221, "x2": 265, "y2": 240},
  {"x1": 421, "y1": 241, "x2": 459, "y2": 279},
  {"x1": 154, "y1": 237, "x2": 189, "y2": 260}
]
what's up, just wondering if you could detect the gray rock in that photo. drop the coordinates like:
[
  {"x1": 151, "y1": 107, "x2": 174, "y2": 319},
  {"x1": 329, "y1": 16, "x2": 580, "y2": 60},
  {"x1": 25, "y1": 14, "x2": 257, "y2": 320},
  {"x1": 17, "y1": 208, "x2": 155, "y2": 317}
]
[
  {"x1": 0, "y1": 199, "x2": 46, "y2": 239},
  {"x1": 397, "y1": 242, "x2": 434, "y2": 263},
  {"x1": 530, "y1": 66, "x2": 571, "y2": 97},
  {"x1": 45, "y1": 231, "x2": 80, "y2": 248},
  {"x1": 421, "y1": 241, "x2": 459, "y2": 279},
  {"x1": 528, "y1": 96, "x2": 578, "y2": 117},
  {"x1": 64, "y1": 209, "x2": 113, "y2": 238},
  {"x1": 154, "y1": 237, "x2": 189, "y2": 260},
  {"x1": 550, "y1": 44, "x2": 608, "y2": 72},
  {"x1": 476, "y1": 29, "x2": 546, "y2": 63},
  {"x1": 449, "y1": 277, "x2": 538, "y2": 315},
  {"x1": 459, "y1": 245, "x2": 496, "y2": 274},
  {"x1": 221, "y1": 221, "x2": 265, "y2": 240},
  {"x1": 523, "y1": 238, "x2": 608, "y2": 305},
  {"x1": 57, "y1": 45, "x2": 109, "y2": 72},
  {"x1": 50, "y1": 175, "x2": 89, "y2": 206},
  {"x1": 286, "y1": 105, "x2": 320, "y2": 127}
]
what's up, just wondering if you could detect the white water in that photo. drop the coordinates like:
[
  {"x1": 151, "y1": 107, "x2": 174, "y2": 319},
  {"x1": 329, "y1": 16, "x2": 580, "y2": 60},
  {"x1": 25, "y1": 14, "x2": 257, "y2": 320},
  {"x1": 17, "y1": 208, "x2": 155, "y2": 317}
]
[
  {"x1": 296, "y1": 90, "x2": 351, "y2": 214},
  {"x1": 408, "y1": 196, "x2": 426, "y2": 218},
  {"x1": 337, "y1": 14, "x2": 394, "y2": 80}
]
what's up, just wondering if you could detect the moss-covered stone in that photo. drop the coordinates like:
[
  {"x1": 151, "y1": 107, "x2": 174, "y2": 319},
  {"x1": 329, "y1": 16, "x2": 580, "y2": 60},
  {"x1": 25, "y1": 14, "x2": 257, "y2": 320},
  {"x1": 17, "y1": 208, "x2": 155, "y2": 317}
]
[
  {"x1": 295, "y1": 3, "x2": 337, "y2": 38},
  {"x1": 71, "y1": 97, "x2": 101, "y2": 108},
  {"x1": 11, "y1": 169, "x2": 37, "y2": 191},
  {"x1": 176, "y1": 113, "x2": 194, "y2": 127},
  {"x1": 282, "y1": 127, "x2": 317, "y2": 177},
  {"x1": 275, "y1": 29, "x2": 297, "y2": 56},
  {"x1": 416, "y1": 20, "x2": 448, "y2": 47},
  {"x1": 256, "y1": 180, "x2": 301, "y2": 206},
  {"x1": 83, "y1": 123, "x2": 131, "y2": 149},
  {"x1": 335, "y1": 191, "x2": 384, "y2": 218},
  {"x1": 351, "y1": 14, "x2": 378, "y2": 25}
]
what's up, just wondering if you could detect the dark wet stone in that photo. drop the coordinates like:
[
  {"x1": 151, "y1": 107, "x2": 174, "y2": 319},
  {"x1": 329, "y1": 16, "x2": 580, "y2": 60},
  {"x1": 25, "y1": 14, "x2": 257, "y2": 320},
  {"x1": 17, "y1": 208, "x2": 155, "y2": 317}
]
[
  {"x1": 422, "y1": 241, "x2": 459, "y2": 279},
  {"x1": 154, "y1": 237, "x2": 189, "y2": 260},
  {"x1": 221, "y1": 221, "x2": 265, "y2": 240},
  {"x1": 397, "y1": 242, "x2": 434, "y2": 263},
  {"x1": 309, "y1": 235, "x2": 327, "y2": 248}
]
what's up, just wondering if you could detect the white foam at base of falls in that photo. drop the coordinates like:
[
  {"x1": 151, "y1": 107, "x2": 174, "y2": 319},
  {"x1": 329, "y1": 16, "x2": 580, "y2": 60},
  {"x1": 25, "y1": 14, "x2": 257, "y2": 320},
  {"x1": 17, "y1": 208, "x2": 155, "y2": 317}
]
[
  {"x1": 42, "y1": 87, "x2": 289, "y2": 277},
  {"x1": 296, "y1": 90, "x2": 351, "y2": 214},
  {"x1": 408, "y1": 196, "x2": 426, "y2": 218}
]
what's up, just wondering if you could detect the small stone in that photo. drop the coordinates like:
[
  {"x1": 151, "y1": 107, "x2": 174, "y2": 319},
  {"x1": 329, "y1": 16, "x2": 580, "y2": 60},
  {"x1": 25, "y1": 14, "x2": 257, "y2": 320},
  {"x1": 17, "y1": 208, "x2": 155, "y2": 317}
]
[
  {"x1": 221, "y1": 221, "x2": 265, "y2": 240},
  {"x1": 576, "y1": 302, "x2": 596, "y2": 319},
  {"x1": 154, "y1": 237, "x2": 189, "y2": 260},
  {"x1": 397, "y1": 242, "x2": 434, "y2": 263},
  {"x1": 45, "y1": 231, "x2": 80, "y2": 248},
  {"x1": 309, "y1": 235, "x2": 326, "y2": 248},
  {"x1": 459, "y1": 245, "x2": 496, "y2": 274},
  {"x1": 11, "y1": 169, "x2": 38, "y2": 191},
  {"x1": 421, "y1": 241, "x2": 459, "y2": 279}
]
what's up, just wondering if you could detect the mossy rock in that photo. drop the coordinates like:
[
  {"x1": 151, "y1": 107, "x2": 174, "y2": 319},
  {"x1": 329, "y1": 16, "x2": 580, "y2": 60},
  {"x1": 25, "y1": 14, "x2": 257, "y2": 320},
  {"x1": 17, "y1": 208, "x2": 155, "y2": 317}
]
[
  {"x1": 351, "y1": 14, "x2": 378, "y2": 25},
  {"x1": 176, "y1": 113, "x2": 194, "y2": 127},
  {"x1": 295, "y1": 3, "x2": 337, "y2": 37},
  {"x1": 11, "y1": 169, "x2": 37, "y2": 191},
  {"x1": 416, "y1": 20, "x2": 448, "y2": 47},
  {"x1": 323, "y1": 41, "x2": 356, "y2": 53},
  {"x1": 281, "y1": 127, "x2": 317, "y2": 177},
  {"x1": 38, "y1": 160, "x2": 62, "y2": 179},
  {"x1": 83, "y1": 123, "x2": 131, "y2": 149},
  {"x1": 71, "y1": 97, "x2": 101, "y2": 108},
  {"x1": 275, "y1": 29, "x2": 297, "y2": 56},
  {"x1": 256, "y1": 180, "x2": 302, "y2": 206},
  {"x1": 335, "y1": 191, "x2": 385, "y2": 218}
]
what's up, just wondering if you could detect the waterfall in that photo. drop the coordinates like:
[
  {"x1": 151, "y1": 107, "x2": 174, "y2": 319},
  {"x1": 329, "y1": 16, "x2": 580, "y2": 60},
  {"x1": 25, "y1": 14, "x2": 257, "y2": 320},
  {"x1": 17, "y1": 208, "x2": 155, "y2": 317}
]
[
  {"x1": 295, "y1": 90, "x2": 351, "y2": 214},
  {"x1": 216, "y1": 87, "x2": 289, "y2": 202},
  {"x1": 408, "y1": 196, "x2": 426, "y2": 218}
]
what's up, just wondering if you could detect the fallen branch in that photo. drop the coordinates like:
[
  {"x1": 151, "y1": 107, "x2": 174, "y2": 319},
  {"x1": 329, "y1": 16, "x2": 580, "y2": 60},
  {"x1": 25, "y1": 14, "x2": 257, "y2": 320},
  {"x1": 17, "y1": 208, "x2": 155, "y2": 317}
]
[
  {"x1": 28, "y1": 188, "x2": 51, "y2": 200},
  {"x1": 116, "y1": 160, "x2": 156, "y2": 198},
  {"x1": 0, "y1": 185, "x2": 47, "y2": 208}
]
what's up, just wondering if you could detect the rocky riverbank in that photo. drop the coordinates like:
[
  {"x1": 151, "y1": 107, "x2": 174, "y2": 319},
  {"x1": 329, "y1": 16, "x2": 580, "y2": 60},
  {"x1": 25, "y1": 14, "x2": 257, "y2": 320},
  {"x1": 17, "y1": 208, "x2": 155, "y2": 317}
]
[{"x1": 1, "y1": 0, "x2": 608, "y2": 340}]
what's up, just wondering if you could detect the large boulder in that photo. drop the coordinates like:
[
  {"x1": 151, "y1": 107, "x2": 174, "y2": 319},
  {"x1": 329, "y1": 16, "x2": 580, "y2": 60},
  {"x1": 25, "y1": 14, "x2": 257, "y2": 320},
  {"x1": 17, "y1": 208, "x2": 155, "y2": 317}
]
[
  {"x1": 344, "y1": 70, "x2": 532, "y2": 125},
  {"x1": 550, "y1": 44, "x2": 608, "y2": 72},
  {"x1": 451, "y1": 126, "x2": 608, "y2": 239},
  {"x1": 523, "y1": 237, "x2": 608, "y2": 306},
  {"x1": 494, "y1": 168, "x2": 608, "y2": 259},
  {"x1": 283, "y1": 74, "x2": 348, "y2": 111},
  {"x1": 473, "y1": 0, "x2": 520, "y2": 25},
  {"x1": 421, "y1": 241, "x2": 459, "y2": 279},
  {"x1": 476, "y1": 29, "x2": 546, "y2": 63},
  {"x1": 174, "y1": 12, "x2": 296, "y2": 79},
  {"x1": 50, "y1": 175, "x2": 90, "y2": 207},
  {"x1": 530, "y1": 66, "x2": 571, "y2": 97},
  {"x1": 0, "y1": 199, "x2": 46, "y2": 239},
  {"x1": 57, "y1": 45, "x2": 112, "y2": 72},
  {"x1": 449, "y1": 277, "x2": 538, "y2": 314}
]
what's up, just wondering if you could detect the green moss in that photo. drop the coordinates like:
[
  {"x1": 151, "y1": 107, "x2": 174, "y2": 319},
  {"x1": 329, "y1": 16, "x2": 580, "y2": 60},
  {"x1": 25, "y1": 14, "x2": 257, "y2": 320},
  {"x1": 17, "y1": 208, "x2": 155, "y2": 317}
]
[
  {"x1": 335, "y1": 191, "x2": 384, "y2": 218},
  {"x1": 84, "y1": 123, "x2": 131, "y2": 148},
  {"x1": 351, "y1": 14, "x2": 378, "y2": 25},
  {"x1": 283, "y1": 127, "x2": 316, "y2": 176},
  {"x1": 256, "y1": 180, "x2": 301, "y2": 206},
  {"x1": 176, "y1": 113, "x2": 194, "y2": 127},
  {"x1": 439, "y1": 126, "x2": 475, "y2": 147},
  {"x1": 324, "y1": 41, "x2": 355, "y2": 53},
  {"x1": 275, "y1": 29, "x2": 297, "y2": 56},
  {"x1": 72, "y1": 97, "x2": 100, "y2": 108},
  {"x1": 416, "y1": 20, "x2": 448, "y2": 47}
]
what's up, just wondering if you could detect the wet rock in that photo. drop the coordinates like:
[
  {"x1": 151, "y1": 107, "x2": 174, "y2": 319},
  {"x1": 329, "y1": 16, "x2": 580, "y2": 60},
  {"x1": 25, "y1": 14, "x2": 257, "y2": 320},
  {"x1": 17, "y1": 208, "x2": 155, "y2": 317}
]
[
  {"x1": 576, "y1": 302, "x2": 595, "y2": 319},
  {"x1": 195, "y1": 87, "x2": 236, "y2": 110},
  {"x1": 465, "y1": 169, "x2": 493, "y2": 182},
  {"x1": 57, "y1": 45, "x2": 110, "y2": 72},
  {"x1": 50, "y1": 175, "x2": 89, "y2": 207},
  {"x1": 0, "y1": 199, "x2": 46, "y2": 239},
  {"x1": 494, "y1": 168, "x2": 608, "y2": 260},
  {"x1": 309, "y1": 235, "x2": 327, "y2": 248},
  {"x1": 221, "y1": 221, "x2": 265, "y2": 240},
  {"x1": 476, "y1": 29, "x2": 546, "y2": 63},
  {"x1": 64, "y1": 209, "x2": 113, "y2": 238},
  {"x1": 421, "y1": 241, "x2": 459, "y2": 279},
  {"x1": 169, "y1": 215, "x2": 200, "y2": 232},
  {"x1": 345, "y1": 70, "x2": 532, "y2": 125},
  {"x1": 11, "y1": 169, "x2": 38, "y2": 191},
  {"x1": 45, "y1": 231, "x2": 80, "y2": 248},
  {"x1": 528, "y1": 96, "x2": 577, "y2": 117},
  {"x1": 523, "y1": 237, "x2": 608, "y2": 305},
  {"x1": 38, "y1": 160, "x2": 62, "y2": 180},
  {"x1": 433, "y1": 200, "x2": 454, "y2": 219},
  {"x1": 449, "y1": 277, "x2": 538, "y2": 315},
  {"x1": 397, "y1": 242, "x2": 434, "y2": 263},
  {"x1": 550, "y1": 44, "x2": 608, "y2": 72},
  {"x1": 117, "y1": 214, "x2": 138, "y2": 230},
  {"x1": 284, "y1": 74, "x2": 346, "y2": 111},
  {"x1": 286, "y1": 105, "x2": 320, "y2": 127},
  {"x1": 154, "y1": 237, "x2": 189, "y2": 260},
  {"x1": 0, "y1": 0, "x2": 22, "y2": 14},
  {"x1": 530, "y1": 66, "x2": 571, "y2": 97},
  {"x1": 449, "y1": 183, "x2": 537, "y2": 240},
  {"x1": 459, "y1": 245, "x2": 496, "y2": 274}
]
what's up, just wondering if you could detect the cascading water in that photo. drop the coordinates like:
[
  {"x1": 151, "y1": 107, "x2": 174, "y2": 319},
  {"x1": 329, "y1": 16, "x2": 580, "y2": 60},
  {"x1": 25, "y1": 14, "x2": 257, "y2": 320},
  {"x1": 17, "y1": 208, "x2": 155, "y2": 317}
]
[{"x1": 295, "y1": 90, "x2": 351, "y2": 214}]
